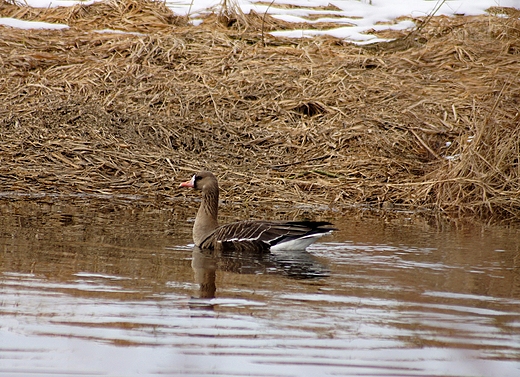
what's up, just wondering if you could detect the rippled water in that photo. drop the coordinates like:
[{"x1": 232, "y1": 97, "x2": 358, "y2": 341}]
[{"x1": 1, "y1": 200, "x2": 519, "y2": 377}]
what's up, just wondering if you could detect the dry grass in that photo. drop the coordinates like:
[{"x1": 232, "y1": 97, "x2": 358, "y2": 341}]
[{"x1": 0, "y1": 0, "x2": 519, "y2": 222}]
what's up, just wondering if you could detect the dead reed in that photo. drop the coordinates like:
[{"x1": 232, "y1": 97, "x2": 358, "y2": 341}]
[{"x1": 0, "y1": 0, "x2": 519, "y2": 222}]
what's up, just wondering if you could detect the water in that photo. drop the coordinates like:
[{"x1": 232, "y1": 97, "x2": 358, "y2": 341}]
[{"x1": 0, "y1": 200, "x2": 519, "y2": 376}]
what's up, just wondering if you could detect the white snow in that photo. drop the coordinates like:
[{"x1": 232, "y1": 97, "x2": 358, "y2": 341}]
[
  {"x1": 0, "y1": 17, "x2": 69, "y2": 29},
  {"x1": 1, "y1": 0, "x2": 518, "y2": 42}
]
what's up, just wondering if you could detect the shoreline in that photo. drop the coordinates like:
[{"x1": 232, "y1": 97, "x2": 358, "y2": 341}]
[{"x1": 1, "y1": 0, "x2": 519, "y2": 223}]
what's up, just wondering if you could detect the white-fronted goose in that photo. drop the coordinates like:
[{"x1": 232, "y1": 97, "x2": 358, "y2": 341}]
[{"x1": 180, "y1": 171, "x2": 335, "y2": 251}]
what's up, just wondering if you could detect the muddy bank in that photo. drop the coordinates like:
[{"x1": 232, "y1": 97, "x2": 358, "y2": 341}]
[{"x1": 1, "y1": 0, "x2": 519, "y2": 221}]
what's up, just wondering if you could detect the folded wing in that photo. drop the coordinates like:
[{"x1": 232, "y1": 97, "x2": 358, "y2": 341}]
[{"x1": 200, "y1": 220, "x2": 335, "y2": 252}]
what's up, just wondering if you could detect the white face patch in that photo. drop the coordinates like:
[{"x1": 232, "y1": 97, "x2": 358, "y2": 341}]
[{"x1": 190, "y1": 175, "x2": 196, "y2": 186}]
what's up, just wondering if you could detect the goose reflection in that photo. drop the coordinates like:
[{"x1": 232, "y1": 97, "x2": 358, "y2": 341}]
[{"x1": 191, "y1": 246, "x2": 330, "y2": 300}]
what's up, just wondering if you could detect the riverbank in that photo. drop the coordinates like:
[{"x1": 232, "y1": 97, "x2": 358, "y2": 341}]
[{"x1": 1, "y1": 0, "x2": 519, "y2": 222}]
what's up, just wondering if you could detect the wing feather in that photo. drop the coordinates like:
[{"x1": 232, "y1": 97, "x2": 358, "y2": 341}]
[{"x1": 200, "y1": 220, "x2": 335, "y2": 251}]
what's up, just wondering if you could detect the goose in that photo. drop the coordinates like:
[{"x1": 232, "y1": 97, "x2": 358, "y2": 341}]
[{"x1": 180, "y1": 171, "x2": 335, "y2": 252}]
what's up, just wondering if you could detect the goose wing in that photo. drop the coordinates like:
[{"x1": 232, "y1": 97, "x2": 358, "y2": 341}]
[{"x1": 199, "y1": 220, "x2": 334, "y2": 251}]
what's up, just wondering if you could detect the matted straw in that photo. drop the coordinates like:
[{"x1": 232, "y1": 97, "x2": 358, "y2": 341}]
[{"x1": 0, "y1": 0, "x2": 519, "y2": 222}]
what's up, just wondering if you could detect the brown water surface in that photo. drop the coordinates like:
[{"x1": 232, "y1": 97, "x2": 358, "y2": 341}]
[{"x1": 0, "y1": 200, "x2": 519, "y2": 377}]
